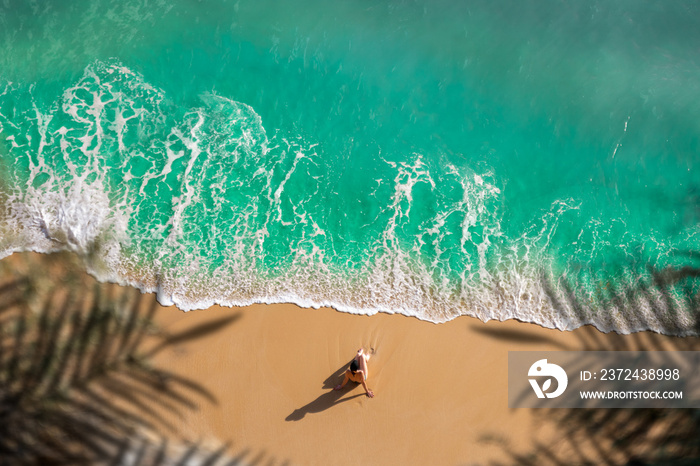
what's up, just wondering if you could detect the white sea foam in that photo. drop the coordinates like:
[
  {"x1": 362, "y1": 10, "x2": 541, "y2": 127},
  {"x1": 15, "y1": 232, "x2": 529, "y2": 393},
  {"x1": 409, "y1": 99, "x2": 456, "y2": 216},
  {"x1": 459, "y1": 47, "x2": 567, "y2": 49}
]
[{"x1": 0, "y1": 60, "x2": 696, "y2": 336}]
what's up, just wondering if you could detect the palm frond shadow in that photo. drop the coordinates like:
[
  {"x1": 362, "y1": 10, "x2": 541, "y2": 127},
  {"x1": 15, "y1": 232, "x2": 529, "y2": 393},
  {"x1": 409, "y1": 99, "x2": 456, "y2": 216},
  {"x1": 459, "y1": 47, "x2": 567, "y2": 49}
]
[
  {"x1": 489, "y1": 262, "x2": 700, "y2": 465},
  {"x1": 0, "y1": 272, "x2": 240, "y2": 465}
]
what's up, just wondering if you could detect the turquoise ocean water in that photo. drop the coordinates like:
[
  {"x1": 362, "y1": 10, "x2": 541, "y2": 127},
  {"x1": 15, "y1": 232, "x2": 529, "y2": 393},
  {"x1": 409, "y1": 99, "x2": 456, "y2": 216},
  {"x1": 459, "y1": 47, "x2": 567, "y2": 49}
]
[{"x1": 1, "y1": 0, "x2": 699, "y2": 332}]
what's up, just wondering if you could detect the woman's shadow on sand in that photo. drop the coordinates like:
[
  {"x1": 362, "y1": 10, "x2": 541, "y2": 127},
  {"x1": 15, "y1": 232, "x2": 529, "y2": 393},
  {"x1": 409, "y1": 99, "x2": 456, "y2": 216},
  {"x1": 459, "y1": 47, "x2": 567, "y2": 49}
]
[{"x1": 286, "y1": 359, "x2": 365, "y2": 421}]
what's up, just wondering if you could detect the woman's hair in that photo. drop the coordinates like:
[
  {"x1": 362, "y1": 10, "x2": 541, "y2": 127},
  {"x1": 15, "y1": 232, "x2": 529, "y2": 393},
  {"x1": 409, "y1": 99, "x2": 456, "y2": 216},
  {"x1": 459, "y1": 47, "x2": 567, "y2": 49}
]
[{"x1": 350, "y1": 359, "x2": 359, "y2": 373}]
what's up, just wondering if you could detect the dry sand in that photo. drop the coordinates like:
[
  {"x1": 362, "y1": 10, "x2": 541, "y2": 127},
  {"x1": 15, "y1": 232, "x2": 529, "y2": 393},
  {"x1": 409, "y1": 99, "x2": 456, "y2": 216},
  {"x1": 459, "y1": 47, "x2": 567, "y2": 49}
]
[
  {"x1": 2, "y1": 251, "x2": 696, "y2": 465},
  {"x1": 151, "y1": 303, "x2": 552, "y2": 465},
  {"x1": 149, "y1": 292, "x2": 691, "y2": 465}
]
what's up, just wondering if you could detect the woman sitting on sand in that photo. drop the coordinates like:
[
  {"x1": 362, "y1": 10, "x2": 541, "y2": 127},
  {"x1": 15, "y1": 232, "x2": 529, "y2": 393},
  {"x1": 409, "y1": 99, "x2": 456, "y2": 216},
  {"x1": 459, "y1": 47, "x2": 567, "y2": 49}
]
[{"x1": 334, "y1": 348, "x2": 374, "y2": 398}]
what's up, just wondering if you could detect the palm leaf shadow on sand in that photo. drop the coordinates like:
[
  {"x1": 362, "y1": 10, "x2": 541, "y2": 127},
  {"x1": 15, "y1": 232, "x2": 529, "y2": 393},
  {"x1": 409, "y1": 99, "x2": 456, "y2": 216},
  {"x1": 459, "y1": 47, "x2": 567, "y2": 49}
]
[
  {"x1": 286, "y1": 359, "x2": 364, "y2": 421},
  {"x1": 0, "y1": 259, "x2": 242, "y2": 465},
  {"x1": 483, "y1": 260, "x2": 700, "y2": 465},
  {"x1": 468, "y1": 325, "x2": 575, "y2": 350}
]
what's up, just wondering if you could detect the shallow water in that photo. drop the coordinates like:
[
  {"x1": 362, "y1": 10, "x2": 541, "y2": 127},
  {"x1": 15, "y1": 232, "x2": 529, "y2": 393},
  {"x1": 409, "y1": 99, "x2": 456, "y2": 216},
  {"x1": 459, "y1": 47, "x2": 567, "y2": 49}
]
[{"x1": 1, "y1": 0, "x2": 699, "y2": 332}]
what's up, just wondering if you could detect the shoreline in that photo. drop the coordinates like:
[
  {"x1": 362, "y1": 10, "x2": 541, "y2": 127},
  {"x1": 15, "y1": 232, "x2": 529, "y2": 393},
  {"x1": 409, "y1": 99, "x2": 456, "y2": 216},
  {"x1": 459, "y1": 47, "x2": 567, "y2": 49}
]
[
  {"x1": 1, "y1": 251, "x2": 698, "y2": 464},
  {"x1": 6, "y1": 244, "x2": 697, "y2": 337}
]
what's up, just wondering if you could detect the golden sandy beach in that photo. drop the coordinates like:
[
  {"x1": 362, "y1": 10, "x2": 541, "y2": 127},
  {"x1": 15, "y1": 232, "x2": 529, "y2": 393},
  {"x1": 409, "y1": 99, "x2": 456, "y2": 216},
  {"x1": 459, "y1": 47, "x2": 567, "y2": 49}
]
[{"x1": 1, "y1": 251, "x2": 698, "y2": 465}]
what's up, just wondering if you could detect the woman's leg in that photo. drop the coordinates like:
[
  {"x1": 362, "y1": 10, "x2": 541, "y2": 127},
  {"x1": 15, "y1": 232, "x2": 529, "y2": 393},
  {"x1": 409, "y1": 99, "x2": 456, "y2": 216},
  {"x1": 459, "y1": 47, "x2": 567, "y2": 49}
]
[
  {"x1": 358, "y1": 352, "x2": 374, "y2": 397},
  {"x1": 359, "y1": 352, "x2": 370, "y2": 381}
]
